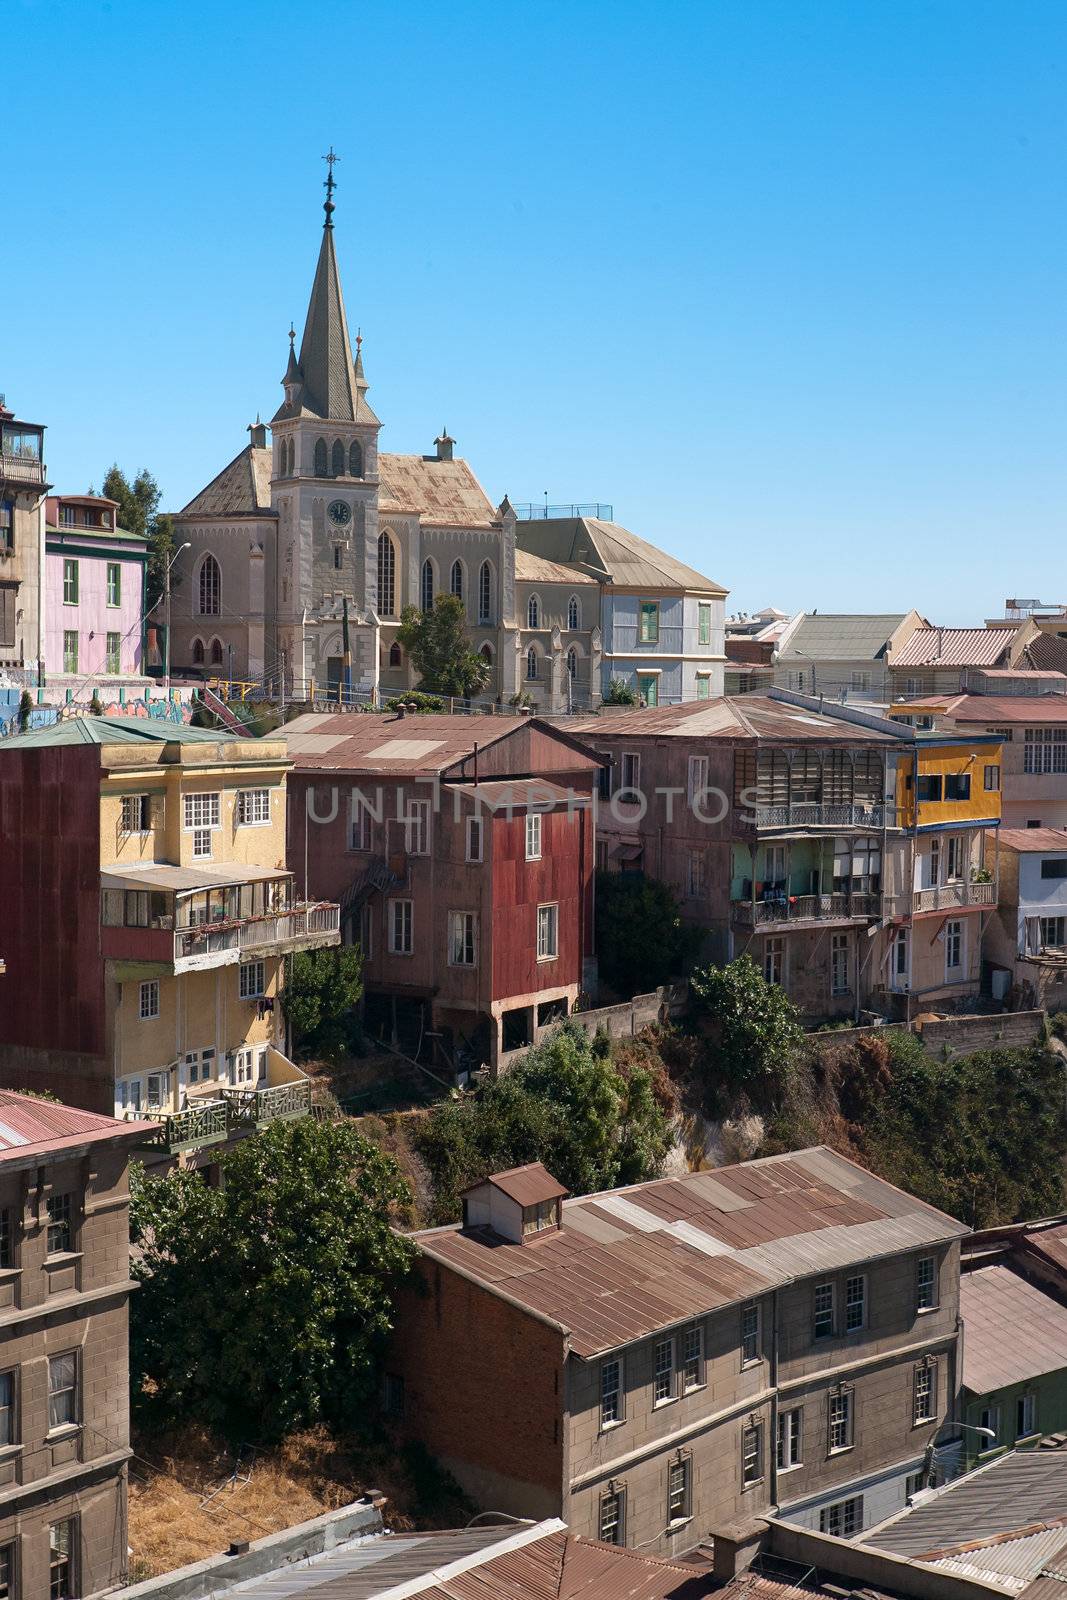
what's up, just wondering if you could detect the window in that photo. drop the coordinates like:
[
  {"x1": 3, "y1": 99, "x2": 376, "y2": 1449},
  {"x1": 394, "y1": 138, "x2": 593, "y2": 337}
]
[
  {"x1": 448, "y1": 911, "x2": 477, "y2": 967},
  {"x1": 742, "y1": 1420, "x2": 763, "y2": 1486},
  {"x1": 479, "y1": 561, "x2": 493, "y2": 623},
  {"x1": 139, "y1": 979, "x2": 159, "y2": 1020},
  {"x1": 567, "y1": 646, "x2": 578, "y2": 680},
  {"x1": 828, "y1": 1388, "x2": 853, "y2": 1452},
  {"x1": 844, "y1": 1274, "x2": 866, "y2": 1332},
  {"x1": 210, "y1": 637, "x2": 225, "y2": 667},
  {"x1": 654, "y1": 1337, "x2": 675, "y2": 1404},
  {"x1": 48, "y1": 1354, "x2": 77, "y2": 1430},
  {"x1": 0, "y1": 1375, "x2": 12, "y2": 1448},
  {"x1": 237, "y1": 788, "x2": 270, "y2": 825},
  {"x1": 47, "y1": 1194, "x2": 72, "y2": 1255},
  {"x1": 449, "y1": 560, "x2": 465, "y2": 602},
  {"x1": 945, "y1": 918, "x2": 963, "y2": 973},
  {"x1": 831, "y1": 933, "x2": 850, "y2": 996},
  {"x1": 404, "y1": 798, "x2": 431, "y2": 856},
  {"x1": 741, "y1": 1303, "x2": 761, "y2": 1365},
  {"x1": 696, "y1": 674, "x2": 711, "y2": 700},
  {"x1": 906, "y1": 1470, "x2": 926, "y2": 1499},
  {"x1": 0, "y1": 1212, "x2": 13, "y2": 1271},
  {"x1": 601, "y1": 1358, "x2": 622, "y2": 1427},
  {"x1": 527, "y1": 595, "x2": 540, "y2": 629},
  {"x1": 537, "y1": 903, "x2": 558, "y2": 960},
  {"x1": 239, "y1": 961, "x2": 265, "y2": 999},
  {"x1": 62, "y1": 631, "x2": 78, "y2": 673},
  {"x1": 893, "y1": 926, "x2": 909, "y2": 984},
  {"x1": 1040, "y1": 917, "x2": 1066, "y2": 948},
  {"x1": 1041, "y1": 857, "x2": 1067, "y2": 879},
  {"x1": 917, "y1": 1255, "x2": 937, "y2": 1310},
  {"x1": 777, "y1": 1406, "x2": 802, "y2": 1470},
  {"x1": 850, "y1": 670, "x2": 871, "y2": 692},
  {"x1": 639, "y1": 601, "x2": 659, "y2": 643},
  {"x1": 522, "y1": 1199, "x2": 558, "y2": 1235},
  {"x1": 382, "y1": 1373, "x2": 404, "y2": 1417},
  {"x1": 349, "y1": 439, "x2": 363, "y2": 476},
  {"x1": 688, "y1": 755, "x2": 709, "y2": 805},
  {"x1": 667, "y1": 1457, "x2": 690, "y2": 1524},
  {"x1": 682, "y1": 1325, "x2": 704, "y2": 1391},
  {"x1": 330, "y1": 439, "x2": 345, "y2": 477},
  {"x1": 314, "y1": 438, "x2": 328, "y2": 476},
  {"x1": 916, "y1": 774, "x2": 942, "y2": 802},
  {"x1": 599, "y1": 1488, "x2": 624, "y2": 1544},
  {"x1": 105, "y1": 561, "x2": 121, "y2": 607},
  {"x1": 0, "y1": 584, "x2": 15, "y2": 649},
  {"x1": 984, "y1": 764, "x2": 999, "y2": 791},
  {"x1": 620, "y1": 752, "x2": 640, "y2": 794},
  {"x1": 820, "y1": 1496, "x2": 863, "y2": 1537},
  {"x1": 333, "y1": 544, "x2": 344, "y2": 571},
  {"x1": 638, "y1": 674, "x2": 659, "y2": 706},
  {"x1": 377, "y1": 532, "x2": 396, "y2": 615},
  {"x1": 764, "y1": 936, "x2": 784, "y2": 987},
  {"x1": 421, "y1": 559, "x2": 435, "y2": 612},
  {"x1": 50, "y1": 1520, "x2": 75, "y2": 1600},
  {"x1": 104, "y1": 631, "x2": 121, "y2": 673},
  {"x1": 525, "y1": 812, "x2": 542, "y2": 860},
  {"x1": 192, "y1": 637, "x2": 205, "y2": 665},
  {"x1": 698, "y1": 602, "x2": 712, "y2": 645},
  {"x1": 687, "y1": 850, "x2": 706, "y2": 898},
  {"x1": 388, "y1": 641, "x2": 402, "y2": 669},
  {"x1": 1024, "y1": 727, "x2": 1067, "y2": 774},
  {"x1": 146, "y1": 1071, "x2": 169, "y2": 1110},
  {"x1": 568, "y1": 595, "x2": 581, "y2": 630},
  {"x1": 388, "y1": 899, "x2": 413, "y2": 955},
  {"x1": 946, "y1": 834, "x2": 965, "y2": 880},
  {"x1": 1017, "y1": 1392, "x2": 1037, "y2": 1438},
  {"x1": 526, "y1": 646, "x2": 539, "y2": 680},
  {"x1": 62, "y1": 558, "x2": 79, "y2": 605},
  {"x1": 184, "y1": 791, "x2": 219, "y2": 858},
  {"x1": 120, "y1": 794, "x2": 150, "y2": 833},
  {"x1": 814, "y1": 1282, "x2": 835, "y2": 1340},
  {"x1": 979, "y1": 1403, "x2": 1000, "y2": 1444},
  {"x1": 0, "y1": 502, "x2": 11, "y2": 551},
  {"x1": 197, "y1": 554, "x2": 220, "y2": 615},
  {"x1": 466, "y1": 815, "x2": 483, "y2": 863},
  {"x1": 913, "y1": 1361, "x2": 936, "y2": 1424}
]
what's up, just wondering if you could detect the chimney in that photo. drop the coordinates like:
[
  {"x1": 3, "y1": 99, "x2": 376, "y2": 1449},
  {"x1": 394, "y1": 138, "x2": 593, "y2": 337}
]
[{"x1": 434, "y1": 427, "x2": 455, "y2": 462}]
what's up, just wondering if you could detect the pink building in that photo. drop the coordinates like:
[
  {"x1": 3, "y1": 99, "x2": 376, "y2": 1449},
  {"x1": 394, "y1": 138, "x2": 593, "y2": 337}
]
[{"x1": 44, "y1": 495, "x2": 148, "y2": 681}]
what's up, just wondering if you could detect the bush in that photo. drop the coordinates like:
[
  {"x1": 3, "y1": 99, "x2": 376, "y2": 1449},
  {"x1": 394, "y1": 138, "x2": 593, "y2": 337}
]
[
  {"x1": 603, "y1": 678, "x2": 639, "y2": 706},
  {"x1": 595, "y1": 872, "x2": 705, "y2": 997},
  {"x1": 383, "y1": 692, "x2": 444, "y2": 713},
  {"x1": 690, "y1": 954, "x2": 803, "y2": 1112}
]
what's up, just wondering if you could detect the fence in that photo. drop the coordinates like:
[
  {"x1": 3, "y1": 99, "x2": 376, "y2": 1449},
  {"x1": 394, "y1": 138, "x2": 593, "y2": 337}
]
[{"x1": 807, "y1": 1009, "x2": 1046, "y2": 1058}]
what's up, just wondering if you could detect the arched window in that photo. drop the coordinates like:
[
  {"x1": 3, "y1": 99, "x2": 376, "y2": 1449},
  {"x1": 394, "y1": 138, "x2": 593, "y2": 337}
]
[
  {"x1": 450, "y1": 560, "x2": 464, "y2": 602},
  {"x1": 526, "y1": 647, "x2": 539, "y2": 681},
  {"x1": 568, "y1": 595, "x2": 581, "y2": 631},
  {"x1": 210, "y1": 638, "x2": 224, "y2": 667},
  {"x1": 527, "y1": 594, "x2": 540, "y2": 629},
  {"x1": 377, "y1": 532, "x2": 396, "y2": 616},
  {"x1": 287, "y1": 438, "x2": 296, "y2": 475},
  {"x1": 479, "y1": 560, "x2": 492, "y2": 623},
  {"x1": 192, "y1": 638, "x2": 205, "y2": 665},
  {"x1": 349, "y1": 439, "x2": 363, "y2": 477},
  {"x1": 480, "y1": 642, "x2": 494, "y2": 664},
  {"x1": 567, "y1": 646, "x2": 578, "y2": 679},
  {"x1": 421, "y1": 559, "x2": 435, "y2": 613},
  {"x1": 389, "y1": 641, "x2": 402, "y2": 668},
  {"x1": 198, "y1": 554, "x2": 221, "y2": 616},
  {"x1": 314, "y1": 438, "x2": 328, "y2": 476},
  {"x1": 331, "y1": 439, "x2": 345, "y2": 477}
]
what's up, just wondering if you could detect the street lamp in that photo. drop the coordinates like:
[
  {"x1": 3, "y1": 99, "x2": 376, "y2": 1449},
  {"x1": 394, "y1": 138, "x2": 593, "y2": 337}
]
[{"x1": 163, "y1": 543, "x2": 192, "y2": 694}]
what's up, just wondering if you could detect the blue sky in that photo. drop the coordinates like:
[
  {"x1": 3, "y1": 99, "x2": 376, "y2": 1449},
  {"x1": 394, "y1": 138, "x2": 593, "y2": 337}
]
[{"x1": 7, "y1": 0, "x2": 1067, "y2": 621}]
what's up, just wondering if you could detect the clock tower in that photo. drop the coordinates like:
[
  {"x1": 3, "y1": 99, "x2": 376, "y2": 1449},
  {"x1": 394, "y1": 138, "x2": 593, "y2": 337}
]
[{"x1": 270, "y1": 151, "x2": 382, "y2": 699}]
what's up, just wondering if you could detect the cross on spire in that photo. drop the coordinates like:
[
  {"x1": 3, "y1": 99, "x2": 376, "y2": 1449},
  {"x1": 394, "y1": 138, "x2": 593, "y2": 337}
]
[{"x1": 322, "y1": 146, "x2": 339, "y2": 227}]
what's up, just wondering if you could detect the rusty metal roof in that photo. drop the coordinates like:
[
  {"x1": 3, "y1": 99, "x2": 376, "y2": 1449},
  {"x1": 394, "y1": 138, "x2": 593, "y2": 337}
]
[
  {"x1": 993, "y1": 829, "x2": 1067, "y2": 854},
  {"x1": 413, "y1": 1147, "x2": 966, "y2": 1358},
  {"x1": 1023, "y1": 1223, "x2": 1067, "y2": 1277},
  {"x1": 890, "y1": 627, "x2": 1018, "y2": 669},
  {"x1": 284, "y1": 713, "x2": 602, "y2": 779},
  {"x1": 0, "y1": 1091, "x2": 151, "y2": 1160},
  {"x1": 447, "y1": 778, "x2": 591, "y2": 811},
  {"x1": 566, "y1": 696, "x2": 903, "y2": 745},
  {"x1": 938, "y1": 694, "x2": 1067, "y2": 725},
  {"x1": 961, "y1": 1264, "x2": 1067, "y2": 1394},
  {"x1": 378, "y1": 453, "x2": 497, "y2": 529},
  {"x1": 468, "y1": 1164, "x2": 569, "y2": 1206}
]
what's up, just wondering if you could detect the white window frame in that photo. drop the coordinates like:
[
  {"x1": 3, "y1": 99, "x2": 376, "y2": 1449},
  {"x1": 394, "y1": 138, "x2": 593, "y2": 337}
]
[
  {"x1": 687, "y1": 755, "x2": 708, "y2": 804},
  {"x1": 913, "y1": 1360, "x2": 936, "y2": 1425},
  {"x1": 404, "y1": 798, "x2": 431, "y2": 856},
  {"x1": 831, "y1": 932, "x2": 851, "y2": 996},
  {"x1": 979, "y1": 1403, "x2": 1000, "y2": 1445},
  {"x1": 740, "y1": 1302, "x2": 761, "y2": 1366},
  {"x1": 183, "y1": 792, "x2": 220, "y2": 831},
  {"x1": 388, "y1": 899, "x2": 414, "y2": 956},
  {"x1": 447, "y1": 910, "x2": 478, "y2": 968},
  {"x1": 667, "y1": 1456, "x2": 690, "y2": 1526},
  {"x1": 653, "y1": 1337, "x2": 675, "y2": 1407},
  {"x1": 844, "y1": 1273, "x2": 866, "y2": 1333},
  {"x1": 465, "y1": 814, "x2": 483, "y2": 863},
  {"x1": 916, "y1": 1255, "x2": 937, "y2": 1311},
  {"x1": 599, "y1": 1487, "x2": 624, "y2": 1544},
  {"x1": 351, "y1": 798, "x2": 372, "y2": 851},
  {"x1": 525, "y1": 811, "x2": 543, "y2": 861},
  {"x1": 1017, "y1": 1391, "x2": 1037, "y2": 1439},
  {"x1": 828, "y1": 1387, "x2": 854, "y2": 1454},
  {"x1": 820, "y1": 1495, "x2": 863, "y2": 1537},
  {"x1": 814, "y1": 1281, "x2": 835, "y2": 1340},
  {"x1": 536, "y1": 903, "x2": 559, "y2": 962},
  {"x1": 236, "y1": 788, "x2": 271, "y2": 826},
  {"x1": 681, "y1": 1324, "x2": 704, "y2": 1392},
  {"x1": 742, "y1": 1419, "x2": 763, "y2": 1487},
  {"x1": 239, "y1": 960, "x2": 265, "y2": 999},
  {"x1": 138, "y1": 980, "x2": 159, "y2": 1021},
  {"x1": 777, "y1": 1406, "x2": 803, "y2": 1470},
  {"x1": 764, "y1": 935, "x2": 785, "y2": 987},
  {"x1": 600, "y1": 1357, "x2": 623, "y2": 1429},
  {"x1": 48, "y1": 1352, "x2": 78, "y2": 1432},
  {"x1": 945, "y1": 918, "x2": 964, "y2": 975}
]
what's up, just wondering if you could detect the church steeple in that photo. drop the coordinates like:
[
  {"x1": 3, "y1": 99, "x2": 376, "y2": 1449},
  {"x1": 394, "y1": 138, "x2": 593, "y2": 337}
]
[{"x1": 271, "y1": 153, "x2": 380, "y2": 427}]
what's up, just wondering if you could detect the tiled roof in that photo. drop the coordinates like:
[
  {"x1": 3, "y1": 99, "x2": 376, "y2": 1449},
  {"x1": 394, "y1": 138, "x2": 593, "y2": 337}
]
[
  {"x1": 961, "y1": 1264, "x2": 1067, "y2": 1394},
  {"x1": 1025, "y1": 635, "x2": 1067, "y2": 675},
  {"x1": 517, "y1": 518, "x2": 725, "y2": 594},
  {"x1": 993, "y1": 829, "x2": 1067, "y2": 853},
  {"x1": 778, "y1": 613, "x2": 909, "y2": 663},
  {"x1": 566, "y1": 695, "x2": 905, "y2": 745},
  {"x1": 0, "y1": 1091, "x2": 149, "y2": 1158},
  {"x1": 378, "y1": 454, "x2": 497, "y2": 528},
  {"x1": 178, "y1": 444, "x2": 274, "y2": 518},
  {"x1": 412, "y1": 1147, "x2": 966, "y2": 1359},
  {"x1": 890, "y1": 627, "x2": 1016, "y2": 669}
]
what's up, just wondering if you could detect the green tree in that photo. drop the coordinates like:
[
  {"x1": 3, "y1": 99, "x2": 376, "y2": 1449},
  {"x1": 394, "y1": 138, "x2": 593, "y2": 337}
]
[
  {"x1": 396, "y1": 595, "x2": 491, "y2": 698},
  {"x1": 130, "y1": 1119, "x2": 415, "y2": 1442},
  {"x1": 690, "y1": 954, "x2": 804, "y2": 1110},
  {"x1": 595, "y1": 871, "x2": 705, "y2": 997},
  {"x1": 602, "y1": 677, "x2": 639, "y2": 706},
  {"x1": 412, "y1": 1023, "x2": 672, "y2": 1223},
  {"x1": 17, "y1": 691, "x2": 32, "y2": 733},
  {"x1": 283, "y1": 946, "x2": 363, "y2": 1060},
  {"x1": 101, "y1": 465, "x2": 175, "y2": 611}
]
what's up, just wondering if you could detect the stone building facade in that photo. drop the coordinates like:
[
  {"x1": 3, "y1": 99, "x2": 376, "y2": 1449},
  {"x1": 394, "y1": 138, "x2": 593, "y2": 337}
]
[{"x1": 0, "y1": 399, "x2": 48, "y2": 684}]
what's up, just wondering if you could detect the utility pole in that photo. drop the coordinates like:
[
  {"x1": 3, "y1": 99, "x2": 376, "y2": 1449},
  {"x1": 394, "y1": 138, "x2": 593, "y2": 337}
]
[{"x1": 163, "y1": 542, "x2": 191, "y2": 694}]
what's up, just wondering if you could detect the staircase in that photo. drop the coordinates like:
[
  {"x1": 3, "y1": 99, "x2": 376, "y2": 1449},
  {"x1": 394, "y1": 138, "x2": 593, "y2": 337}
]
[{"x1": 198, "y1": 685, "x2": 252, "y2": 736}]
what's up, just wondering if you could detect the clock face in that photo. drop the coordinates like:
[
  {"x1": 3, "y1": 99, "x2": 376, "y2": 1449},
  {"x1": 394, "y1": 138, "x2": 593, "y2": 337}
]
[{"x1": 327, "y1": 499, "x2": 352, "y2": 528}]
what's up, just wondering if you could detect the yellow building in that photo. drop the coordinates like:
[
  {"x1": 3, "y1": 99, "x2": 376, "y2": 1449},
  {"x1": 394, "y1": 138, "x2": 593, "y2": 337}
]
[{"x1": 0, "y1": 716, "x2": 339, "y2": 1164}]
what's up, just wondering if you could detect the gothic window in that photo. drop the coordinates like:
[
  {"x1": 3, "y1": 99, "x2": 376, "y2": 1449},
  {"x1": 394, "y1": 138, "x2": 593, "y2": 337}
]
[
  {"x1": 378, "y1": 532, "x2": 396, "y2": 616},
  {"x1": 331, "y1": 439, "x2": 345, "y2": 477},
  {"x1": 314, "y1": 438, "x2": 328, "y2": 476},
  {"x1": 349, "y1": 439, "x2": 363, "y2": 477},
  {"x1": 526, "y1": 646, "x2": 539, "y2": 680},
  {"x1": 192, "y1": 638, "x2": 205, "y2": 665},
  {"x1": 568, "y1": 595, "x2": 581, "y2": 630},
  {"x1": 421, "y1": 559, "x2": 435, "y2": 612},
  {"x1": 450, "y1": 560, "x2": 464, "y2": 602},
  {"x1": 198, "y1": 554, "x2": 221, "y2": 616},
  {"x1": 567, "y1": 646, "x2": 578, "y2": 679},
  {"x1": 210, "y1": 637, "x2": 224, "y2": 666},
  {"x1": 527, "y1": 594, "x2": 541, "y2": 629},
  {"x1": 287, "y1": 438, "x2": 295, "y2": 475},
  {"x1": 480, "y1": 642, "x2": 494, "y2": 663},
  {"x1": 479, "y1": 560, "x2": 492, "y2": 623},
  {"x1": 389, "y1": 642, "x2": 402, "y2": 668}
]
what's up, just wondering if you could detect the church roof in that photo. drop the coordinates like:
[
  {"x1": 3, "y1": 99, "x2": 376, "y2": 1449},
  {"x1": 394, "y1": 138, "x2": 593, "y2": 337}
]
[
  {"x1": 378, "y1": 453, "x2": 498, "y2": 529},
  {"x1": 272, "y1": 225, "x2": 379, "y2": 427},
  {"x1": 178, "y1": 445, "x2": 275, "y2": 519},
  {"x1": 514, "y1": 549, "x2": 598, "y2": 586},
  {"x1": 517, "y1": 516, "x2": 726, "y2": 595}
]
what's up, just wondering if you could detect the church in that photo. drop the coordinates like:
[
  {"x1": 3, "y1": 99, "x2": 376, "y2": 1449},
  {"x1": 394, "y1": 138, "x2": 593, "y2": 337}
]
[{"x1": 169, "y1": 169, "x2": 726, "y2": 709}]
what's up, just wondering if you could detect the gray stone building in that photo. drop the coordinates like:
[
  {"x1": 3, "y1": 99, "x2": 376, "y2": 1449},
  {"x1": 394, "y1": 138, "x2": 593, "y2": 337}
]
[{"x1": 0, "y1": 398, "x2": 48, "y2": 684}]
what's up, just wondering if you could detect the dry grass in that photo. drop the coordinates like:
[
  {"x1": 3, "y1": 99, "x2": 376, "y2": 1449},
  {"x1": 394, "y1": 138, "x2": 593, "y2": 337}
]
[{"x1": 127, "y1": 1426, "x2": 469, "y2": 1580}]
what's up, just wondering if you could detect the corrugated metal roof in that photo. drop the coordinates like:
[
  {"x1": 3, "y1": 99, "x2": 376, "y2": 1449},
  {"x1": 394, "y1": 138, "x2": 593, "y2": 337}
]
[
  {"x1": 565, "y1": 695, "x2": 903, "y2": 745},
  {"x1": 0, "y1": 717, "x2": 234, "y2": 750},
  {"x1": 961, "y1": 1265, "x2": 1067, "y2": 1394},
  {"x1": 284, "y1": 714, "x2": 524, "y2": 775},
  {"x1": 890, "y1": 627, "x2": 1017, "y2": 669},
  {"x1": 778, "y1": 613, "x2": 908, "y2": 663},
  {"x1": 378, "y1": 455, "x2": 497, "y2": 529},
  {"x1": 413, "y1": 1148, "x2": 967, "y2": 1358},
  {"x1": 993, "y1": 829, "x2": 1067, "y2": 853},
  {"x1": 928, "y1": 1526, "x2": 1067, "y2": 1591},
  {"x1": 514, "y1": 550, "x2": 598, "y2": 586},
  {"x1": 516, "y1": 519, "x2": 725, "y2": 595},
  {"x1": 1023, "y1": 1223, "x2": 1067, "y2": 1276},
  {"x1": 864, "y1": 1449, "x2": 1067, "y2": 1562},
  {"x1": 470, "y1": 1164, "x2": 568, "y2": 1206},
  {"x1": 940, "y1": 695, "x2": 1067, "y2": 726},
  {"x1": 101, "y1": 862, "x2": 288, "y2": 893},
  {"x1": 0, "y1": 1091, "x2": 151, "y2": 1159}
]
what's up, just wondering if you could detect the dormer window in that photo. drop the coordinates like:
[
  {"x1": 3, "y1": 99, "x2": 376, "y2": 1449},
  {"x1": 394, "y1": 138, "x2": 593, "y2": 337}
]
[
  {"x1": 459, "y1": 1162, "x2": 568, "y2": 1244},
  {"x1": 522, "y1": 1198, "x2": 560, "y2": 1236}
]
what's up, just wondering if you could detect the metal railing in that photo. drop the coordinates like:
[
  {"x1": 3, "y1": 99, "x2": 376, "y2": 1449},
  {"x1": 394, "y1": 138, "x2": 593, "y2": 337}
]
[
  {"x1": 512, "y1": 502, "x2": 613, "y2": 521},
  {"x1": 0, "y1": 454, "x2": 46, "y2": 487},
  {"x1": 173, "y1": 903, "x2": 340, "y2": 961},
  {"x1": 752, "y1": 803, "x2": 891, "y2": 829},
  {"x1": 733, "y1": 892, "x2": 881, "y2": 927}
]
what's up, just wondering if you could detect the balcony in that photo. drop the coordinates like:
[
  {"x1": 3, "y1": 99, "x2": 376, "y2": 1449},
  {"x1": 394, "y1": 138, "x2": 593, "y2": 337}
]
[
  {"x1": 0, "y1": 453, "x2": 46, "y2": 490},
  {"x1": 220, "y1": 1079, "x2": 312, "y2": 1126},
  {"x1": 912, "y1": 881, "x2": 996, "y2": 914},
  {"x1": 172, "y1": 903, "x2": 340, "y2": 969},
  {"x1": 751, "y1": 803, "x2": 891, "y2": 830},
  {"x1": 138, "y1": 1099, "x2": 230, "y2": 1155},
  {"x1": 733, "y1": 892, "x2": 881, "y2": 929},
  {"x1": 135, "y1": 1050, "x2": 312, "y2": 1156}
]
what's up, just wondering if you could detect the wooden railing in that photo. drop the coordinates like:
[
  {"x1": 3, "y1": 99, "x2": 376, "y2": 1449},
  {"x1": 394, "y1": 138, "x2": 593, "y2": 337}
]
[
  {"x1": 173, "y1": 902, "x2": 339, "y2": 962},
  {"x1": 139, "y1": 1100, "x2": 230, "y2": 1154},
  {"x1": 221, "y1": 1080, "x2": 312, "y2": 1125}
]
